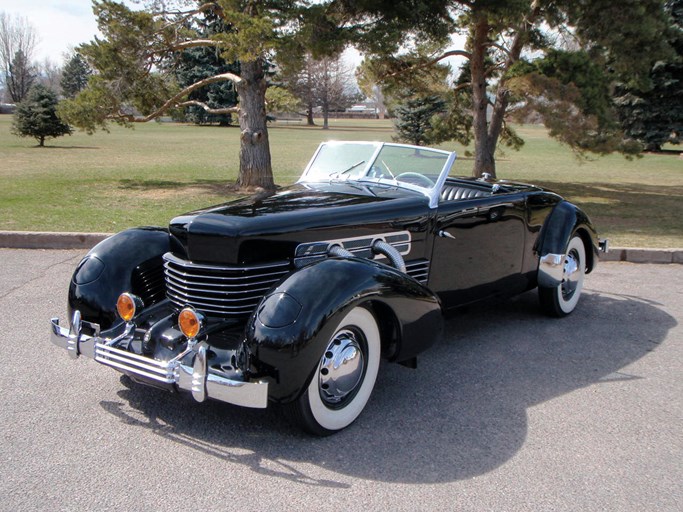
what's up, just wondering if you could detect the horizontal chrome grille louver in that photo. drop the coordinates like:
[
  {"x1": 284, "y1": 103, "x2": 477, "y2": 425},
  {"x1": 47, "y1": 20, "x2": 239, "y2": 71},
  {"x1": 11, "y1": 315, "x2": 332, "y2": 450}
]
[
  {"x1": 405, "y1": 259, "x2": 430, "y2": 284},
  {"x1": 163, "y1": 253, "x2": 291, "y2": 316}
]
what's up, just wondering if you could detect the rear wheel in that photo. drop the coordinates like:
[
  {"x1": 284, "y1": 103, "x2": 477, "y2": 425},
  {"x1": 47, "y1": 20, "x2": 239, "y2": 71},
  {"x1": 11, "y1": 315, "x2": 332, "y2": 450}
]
[
  {"x1": 286, "y1": 306, "x2": 380, "y2": 436},
  {"x1": 539, "y1": 235, "x2": 586, "y2": 317}
]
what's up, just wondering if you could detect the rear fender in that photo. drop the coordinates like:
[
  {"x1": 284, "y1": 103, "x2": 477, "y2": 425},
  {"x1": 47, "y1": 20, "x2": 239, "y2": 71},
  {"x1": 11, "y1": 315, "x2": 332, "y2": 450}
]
[
  {"x1": 68, "y1": 227, "x2": 170, "y2": 330},
  {"x1": 536, "y1": 201, "x2": 599, "y2": 287},
  {"x1": 245, "y1": 257, "x2": 442, "y2": 403}
]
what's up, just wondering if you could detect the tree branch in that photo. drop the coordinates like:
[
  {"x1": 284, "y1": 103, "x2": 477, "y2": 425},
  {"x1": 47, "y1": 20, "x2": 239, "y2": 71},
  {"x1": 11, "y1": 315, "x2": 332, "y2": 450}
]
[
  {"x1": 453, "y1": 82, "x2": 471, "y2": 93},
  {"x1": 487, "y1": 0, "x2": 543, "y2": 143},
  {"x1": 171, "y1": 39, "x2": 223, "y2": 51},
  {"x1": 176, "y1": 100, "x2": 239, "y2": 114},
  {"x1": 485, "y1": 42, "x2": 511, "y2": 57},
  {"x1": 386, "y1": 49, "x2": 472, "y2": 78},
  {"x1": 153, "y1": 2, "x2": 222, "y2": 19},
  {"x1": 114, "y1": 72, "x2": 242, "y2": 122},
  {"x1": 152, "y1": 3, "x2": 224, "y2": 39}
]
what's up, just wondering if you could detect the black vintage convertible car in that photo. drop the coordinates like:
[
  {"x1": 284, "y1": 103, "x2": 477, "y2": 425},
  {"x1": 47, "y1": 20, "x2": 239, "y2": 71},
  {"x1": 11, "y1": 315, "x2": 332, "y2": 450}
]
[{"x1": 51, "y1": 141, "x2": 607, "y2": 435}]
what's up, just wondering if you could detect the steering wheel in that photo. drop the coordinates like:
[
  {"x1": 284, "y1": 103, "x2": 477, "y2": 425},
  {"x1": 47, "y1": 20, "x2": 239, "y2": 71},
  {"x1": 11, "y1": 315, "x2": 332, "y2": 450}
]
[{"x1": 395, "y1": 172, "x2": 435, "y2": 188}]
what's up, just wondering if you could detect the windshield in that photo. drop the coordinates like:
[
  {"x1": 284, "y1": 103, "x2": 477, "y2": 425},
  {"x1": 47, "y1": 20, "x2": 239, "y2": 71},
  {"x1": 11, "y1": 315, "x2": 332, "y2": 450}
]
[
  {"x1": 304, "y1": 142, "x2": 379, "y2": 181},
  {"x1": 300, "y1": 141, "x2": 453, "y2": 192}
]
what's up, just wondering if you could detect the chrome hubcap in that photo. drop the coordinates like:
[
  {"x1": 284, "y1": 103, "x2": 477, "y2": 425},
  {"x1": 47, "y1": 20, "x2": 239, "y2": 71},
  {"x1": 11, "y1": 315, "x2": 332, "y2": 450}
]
[
  {"x1": 318, "y1": 329, "x2": 365, "y2": 406},
  {"x1": 561, "y1": 250, "x2": 580, "y2": 300}
]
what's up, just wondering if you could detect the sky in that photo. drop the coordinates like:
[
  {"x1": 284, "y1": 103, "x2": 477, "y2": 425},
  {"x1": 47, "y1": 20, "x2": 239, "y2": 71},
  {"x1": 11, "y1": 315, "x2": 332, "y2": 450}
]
[{"x1": 0, "y1": 0, "x2": 135, "y2": 65}]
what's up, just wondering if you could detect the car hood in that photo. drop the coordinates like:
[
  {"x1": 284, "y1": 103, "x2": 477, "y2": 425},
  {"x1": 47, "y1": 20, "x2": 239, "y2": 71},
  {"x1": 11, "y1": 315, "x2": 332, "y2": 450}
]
[{"x1": 169, "y1": 182, "x2": 430, "y2": 265}]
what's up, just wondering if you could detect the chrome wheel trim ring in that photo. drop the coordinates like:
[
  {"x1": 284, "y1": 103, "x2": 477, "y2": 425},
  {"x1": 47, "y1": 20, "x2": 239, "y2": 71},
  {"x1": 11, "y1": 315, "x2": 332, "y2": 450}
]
[
  {"x1": 555, "y1": 236, "x2": 586, "y2": 314},
  {"x1": 561, "y1": 249, "x2": 581, "y2": 300},
  {"x1": 318, "y1": 328, "x2": 366, "y2": 407}
]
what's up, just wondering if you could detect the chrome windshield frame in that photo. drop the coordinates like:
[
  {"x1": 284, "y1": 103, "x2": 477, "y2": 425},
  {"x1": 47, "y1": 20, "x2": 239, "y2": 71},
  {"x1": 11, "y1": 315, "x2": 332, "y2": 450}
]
[{"x1": 298, "y1": 141, "x2": 457, "y2": 209}]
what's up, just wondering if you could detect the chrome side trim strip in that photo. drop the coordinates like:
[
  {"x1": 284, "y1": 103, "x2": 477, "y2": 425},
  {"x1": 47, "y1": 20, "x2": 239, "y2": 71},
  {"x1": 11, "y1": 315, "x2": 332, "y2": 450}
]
[{"x1": 294, "y1": 231, "x2": 412, "y2": 269}]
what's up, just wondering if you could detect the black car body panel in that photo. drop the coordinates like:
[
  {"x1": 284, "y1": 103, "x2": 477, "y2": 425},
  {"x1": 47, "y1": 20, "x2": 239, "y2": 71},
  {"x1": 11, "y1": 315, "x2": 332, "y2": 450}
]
[{"x1": 170, "y1": 183, "x2": 430, "y2": 265}]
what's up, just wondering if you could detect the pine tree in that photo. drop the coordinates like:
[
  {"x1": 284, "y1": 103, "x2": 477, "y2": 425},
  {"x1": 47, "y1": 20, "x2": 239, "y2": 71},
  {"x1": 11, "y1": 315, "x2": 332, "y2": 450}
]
[
  {"x1": 60, "y1": 53, "x2": 91, "y2": 99},
  {"x1": 614, "y1": 0, "x2": 683, "y2": 151},
  {"x1": 12, "y1": 85, "x2": 72, "y2": 146},
  {"x1": 174, "y1": 13, "x2": 239, "y2": 126},
  {"x1": 393, "y1": 93, "x2": 446, "y2": 146}
]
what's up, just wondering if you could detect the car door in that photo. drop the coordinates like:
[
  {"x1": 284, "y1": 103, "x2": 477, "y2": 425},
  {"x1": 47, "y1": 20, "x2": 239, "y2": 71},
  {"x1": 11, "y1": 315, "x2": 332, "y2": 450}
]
[{"x1": 429, "y1": 192, "x2": 529, "y2": 309}]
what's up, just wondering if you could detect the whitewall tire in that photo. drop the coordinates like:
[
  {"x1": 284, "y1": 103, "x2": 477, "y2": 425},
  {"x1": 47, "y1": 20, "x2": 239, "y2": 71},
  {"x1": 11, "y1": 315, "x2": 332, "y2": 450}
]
[{"x1": 287, "y1": 306, "x2": 380, "y2": 436}]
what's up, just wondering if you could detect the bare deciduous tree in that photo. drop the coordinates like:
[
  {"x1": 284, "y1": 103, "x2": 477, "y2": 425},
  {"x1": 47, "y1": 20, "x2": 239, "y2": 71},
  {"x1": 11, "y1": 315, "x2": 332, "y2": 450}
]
[
  {"x1": 0, "y1": 12, "x2": 37, "y2": 102},
  {"x1": 284, "y1": 54, "x2": 360, "y2": 129}
]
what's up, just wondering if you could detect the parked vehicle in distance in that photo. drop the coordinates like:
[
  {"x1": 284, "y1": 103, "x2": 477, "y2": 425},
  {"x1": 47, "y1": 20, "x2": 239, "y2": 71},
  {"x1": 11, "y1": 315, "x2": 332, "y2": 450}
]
[{"x1": 51, "y1": 141, "x2": 607, "y2": 435}]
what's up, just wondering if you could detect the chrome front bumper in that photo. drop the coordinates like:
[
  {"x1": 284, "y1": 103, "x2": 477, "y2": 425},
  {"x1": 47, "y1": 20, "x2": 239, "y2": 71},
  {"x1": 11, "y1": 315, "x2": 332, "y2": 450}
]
[{"x1": 50, "y1": 314, "x2": 268, "y2": 408}]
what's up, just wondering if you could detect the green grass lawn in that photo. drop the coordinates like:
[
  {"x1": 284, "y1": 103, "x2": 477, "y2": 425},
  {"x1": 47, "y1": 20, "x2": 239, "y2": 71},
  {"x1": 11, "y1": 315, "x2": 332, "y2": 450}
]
[{"x1": 1, "y1": 115, "x2": 681, "y2": 247}]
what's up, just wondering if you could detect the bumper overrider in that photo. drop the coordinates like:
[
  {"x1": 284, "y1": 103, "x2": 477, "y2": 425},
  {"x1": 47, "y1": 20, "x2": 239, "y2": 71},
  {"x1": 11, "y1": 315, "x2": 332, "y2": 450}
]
[{"x1": 50, "y1": 311, "x2": 268, "y2": 408}]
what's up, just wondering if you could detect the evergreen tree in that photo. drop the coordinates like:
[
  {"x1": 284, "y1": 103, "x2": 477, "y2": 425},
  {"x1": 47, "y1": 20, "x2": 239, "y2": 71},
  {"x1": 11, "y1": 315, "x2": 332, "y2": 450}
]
[
  {"x1": 60, "y1": 53, "x2": 91, "y2": 99},
  {"x1": 174, "y1": 13, "x2": 239, "y2": 126},
  {"x1": 614, "y1": 0, "x2": 683, "y2": 151},
  {"x1": 12, "y1": 84, "x2": 72, "y2": 146},
  {"x1": 393, "y1": 93, "x2": 446, "y2": 146}
]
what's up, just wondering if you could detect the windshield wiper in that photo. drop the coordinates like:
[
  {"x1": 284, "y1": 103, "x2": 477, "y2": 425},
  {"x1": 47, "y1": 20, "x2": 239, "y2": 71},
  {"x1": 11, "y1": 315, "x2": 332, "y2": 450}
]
[{"x1": 330, "y1": 160, "x2": 365, "y2": 179}]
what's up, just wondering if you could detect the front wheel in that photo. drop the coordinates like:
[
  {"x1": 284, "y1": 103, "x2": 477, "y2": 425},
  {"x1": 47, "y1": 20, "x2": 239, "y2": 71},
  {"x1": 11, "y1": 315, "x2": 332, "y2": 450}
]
[
  {"x1": 286, "y1": 306, "x2": 380, "y2": 436},
  {"x1": 539, "y1": 235, "x2": 586, "y2": 317}
]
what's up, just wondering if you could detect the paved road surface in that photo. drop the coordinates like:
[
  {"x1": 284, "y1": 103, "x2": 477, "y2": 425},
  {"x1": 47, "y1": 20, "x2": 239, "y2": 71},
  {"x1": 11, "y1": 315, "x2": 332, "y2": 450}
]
[{"x1": 1, "y1": 249, "x2": 681, "y2": 511}]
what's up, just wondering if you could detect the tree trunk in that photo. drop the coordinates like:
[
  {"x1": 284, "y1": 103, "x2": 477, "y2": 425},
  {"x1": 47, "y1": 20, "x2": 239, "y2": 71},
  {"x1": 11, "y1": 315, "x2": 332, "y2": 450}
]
[
  {"x1": 322, "y1": 98, "x2": 329, "y2": 130},
  {"x1": 235, "y1": 59, "x2": 274, "y2": 190},
  {"x1": 38, "y1": 136, "x2": 45, "y2": 147},
  {"x1": 470, "y1": 14, "x2": 496, "y2": 178},
  {"x1": 468, "y1": 4, "x2": 539, "y2": 179},
  {"x1": 306, "y1": 104, "x2": 315, "y2": 126}
]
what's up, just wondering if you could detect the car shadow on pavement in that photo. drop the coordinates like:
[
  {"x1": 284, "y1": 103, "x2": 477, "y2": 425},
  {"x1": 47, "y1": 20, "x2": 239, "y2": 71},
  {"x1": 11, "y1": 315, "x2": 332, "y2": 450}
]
[{"x1": 99, "y1": 288, "x2": 675, "y2": 485}]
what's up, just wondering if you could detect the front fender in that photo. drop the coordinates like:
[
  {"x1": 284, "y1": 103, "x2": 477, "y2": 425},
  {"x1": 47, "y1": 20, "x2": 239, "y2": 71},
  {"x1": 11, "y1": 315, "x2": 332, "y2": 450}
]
[
  {"x1": 68, "y1": 227, "x2": 170, "y2": 330},
  {"x1": 245, "y1": 258, "x2": 442, "y2": 403}
]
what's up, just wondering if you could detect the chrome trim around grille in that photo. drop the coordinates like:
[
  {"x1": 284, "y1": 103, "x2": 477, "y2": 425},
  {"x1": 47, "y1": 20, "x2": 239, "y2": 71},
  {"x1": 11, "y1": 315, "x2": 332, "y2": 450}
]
[{"x1": 163, "y1": 253, "x2": 291, "y2": 316}]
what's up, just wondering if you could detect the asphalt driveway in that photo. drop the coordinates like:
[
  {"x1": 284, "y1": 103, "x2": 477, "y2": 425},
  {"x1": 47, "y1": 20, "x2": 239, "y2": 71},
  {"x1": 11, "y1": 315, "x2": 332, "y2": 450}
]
[{"x1": 0, "y1": 249, "x2": 681, "y2": 511}]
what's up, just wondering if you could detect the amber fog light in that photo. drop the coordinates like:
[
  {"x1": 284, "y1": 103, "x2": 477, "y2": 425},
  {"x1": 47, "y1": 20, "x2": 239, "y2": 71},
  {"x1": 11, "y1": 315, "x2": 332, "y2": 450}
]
[
  {"x1": 178, "y1": 307, "x2": 204, "y2": 339},
  {"x1": 117, "y1": 293, "x2": 143, "y2": 322}
]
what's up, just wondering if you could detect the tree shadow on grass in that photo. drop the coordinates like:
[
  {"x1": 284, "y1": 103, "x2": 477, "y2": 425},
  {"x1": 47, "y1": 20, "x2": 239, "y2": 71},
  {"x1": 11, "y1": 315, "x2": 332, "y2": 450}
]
[
  {"x1": 30, "y1": 145, "x2": 100, "y2": 149},
  {"x1": 99, "y1": 289, "x2": 675, "y2": 486},
  {"x1": 118, "y1": 178, "x2": 245, "y2": 196},
  {"x1": 531, "y1": 180, "x2": 683, "y2": 239}
]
